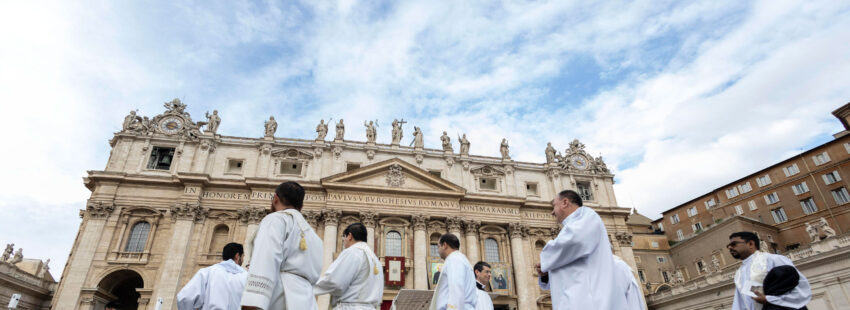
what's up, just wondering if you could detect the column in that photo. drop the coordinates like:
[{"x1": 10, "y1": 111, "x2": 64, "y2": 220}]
[
  {"x1": 153, "y1": 203, "x2": 209, "y2": 310},
  {"x1": 463, "y1": 219, "x2": 481, "y2": 263},
  {"x1": 238, "y1": 206, "x2": 266, "y2": 266},
  {"x1": 360, "y1": 211, "x2": 377, "y2": 251},
  {"x1": 446, "y1": 216, "x2": 463, "y2": 253},
  {"x1": 191, "y1": 138, "x2": 215, "y2": 173},
  {"x1": 52, "y1": 201, "x2": 114, "y2": 309},
  {"x1": 318, "y1": 208, "x2": 341, "y2": 310},
  {"x1": 412, "y1": 214, "x2": 429, "y2": 290},
  {"x1": 509, "y1": 223, "x2": 535, "y2": 310}
]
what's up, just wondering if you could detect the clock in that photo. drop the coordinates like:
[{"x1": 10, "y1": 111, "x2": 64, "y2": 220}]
[
  {"x1": 160, "y1": 117, "x2": 183, "y2": 135},
  {"x1": 570, "y1": 155, "x2": 589, "y2": 170}
]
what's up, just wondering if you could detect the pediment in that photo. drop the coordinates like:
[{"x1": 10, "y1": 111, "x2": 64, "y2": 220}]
[
  {"x1": 321, "y1": 158, "x2": 466, "y2": 197},
  {"x1": 270, "y1": 148, "x2": 313, "y2": 160}
]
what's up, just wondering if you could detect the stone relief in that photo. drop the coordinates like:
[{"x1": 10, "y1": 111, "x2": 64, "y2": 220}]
[
  {"x1": 237, "y1": 207, "x2": 268, "y2": 224},
  {"x1": 335, "y1": 119, "x2": 345, "y2": 141},
  {"x1": 303, "y1": 210, "x2": 322, "y2": 227},
  {"x1": 615, "y1": 232, "x2": 633, "y2": 246},
  {"x1": 463, "y1": 220, "x2": 481, "y2": 234},
  {"x1": 508, "y1": 222, "x2": 526, "y2": 239},
  {"x1": 170, "y1": 202, "x2": 209, "y2": 222},
  {"x1": 446, "y1": 216, "x2": 463, "y2": 232},
  {"x1": 412, "y1": 214, "x2": 429, "y2": 231},
  {"x1": 205, "y1": 110, "x2": 221, "y2": 133},
  {"x1": 264, "y1": 116, "x2": 277, "y2": 137},
  {"x1": 819, "y1": 217, "x2": 837, "y2": 238},
  {"x1": 360, "y1": 211, "x2": 377, "y2": 227},
  {"x1": 316, "y1": 119, "x2": 328, "y2": 141},
  {"x1": 386, "y1": 163, "x2": 405, "y2": 187},
  {"x1": 86, "y1": 201, "x2": 115, "y2": 218},
  {"x1": 322, "y1": 209, "x2": 342, "y2": 226},
  {"x1": 806, "y1": 222, "x2": 819, "y2": 242},
  {"x1": 120, "y1": 99, "x2": 207, "y2": 141}
]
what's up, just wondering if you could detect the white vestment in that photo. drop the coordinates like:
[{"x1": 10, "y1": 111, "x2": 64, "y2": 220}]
[
  {"x1": 613, "y1": 256, "x2": 646, "y2": 310},
  {"x1": 538, "y1": 206, "x2": 626, "y2": 310},
  {"x1": 474, "y1": 289, "x2": 493, "y2": 310},
  {"x1": 732, "y1": 251, "x2": 811, "y2": 310},
  {"x1": 431, "y1": 251, "x2": 477, "y2": 310},
  {"x1": 176, "y1": 259, "x2": 247, "y2": 310},
  {"x1": 314, "y1": 241, "x2": 384, "y2": 309},
  {"x1": 240, "y1": 209, "x2": 323, "y2": 310}
]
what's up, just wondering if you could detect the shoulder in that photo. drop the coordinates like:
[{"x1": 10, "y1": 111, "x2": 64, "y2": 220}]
[
  {"x1": 765, "y1": 253, "x2": 794, "y2": 266},
  {"x1": 259, "y1": 211, "x2": 290, "y2": 226}
]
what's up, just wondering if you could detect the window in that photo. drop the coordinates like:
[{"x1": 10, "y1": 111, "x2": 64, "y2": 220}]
[
  {"x1": 771, "y1": 208, "x2": 788, "y2": 224},
  {"x1": 812, "y1": 152, "x2": 831, "y2": 166},
  {"x1": 756, "y1": 175, "x2": 772, "y2": 187},
  {"x1": 147, "y1": 147, "x2": 175, "y2": 170},
  {"x1": 783, "y1": 163, "x2": 800, "y2": 177},
  {"x1": 845, "y1": 142, "x2": 850, "y2": 154},
  {"x1": 484, "y1": 238, "x2": 500, "y2": 262},
  {"x1": 651, "y1": 241, "x2": 659, "y2": 248},
  {"x1": 479, "y1": 178, "x2": 497, "y2": 190},
  {"x1": 428, "y1": 170, "x2": 442, "y2": 178},
  {"x1": 346, "y1": 163, "x2": 361, "y2": 171},
  {"x1": 735, "y1": 205, "x2": 743, "y2": 215},
  {"x1": 739, "y1": 182, "x2": 752, "y2": 193},
  {"x1": 704, "y1": 199, "x2": 716, "y2": 209},
  {"x1": 764, "y1": 192, "x2": 780, "y2": 205},
  {"x1": 687, "y1": 206, "x2": 698, "y2": 217},
  {"x1": 209, "y1": 225, "x2": 229, "y2": 254},
  {"x1": 657, "y1": 256, "x2": 666, "y2": 263},
  {"x1": 429, "y1": 243, "x2": 439, "y2": 258},
  {"x1": 692, "y1": 222, "x2": 703, "y2": 233},
  {"x1": 748, "y1": 200, "x2": 758, "y2": 211},
  {"x1": 676, "y1": 230, "x2": 684, "y2": 240},
  {"x1": 385, "y1": 231, "x2": 402, "y2": 257},
  {"x1": 638, "y1": 270, "x2": 646, "y2": 283},
  {"x1": 792, "y1": 182, "x2": 810, "y2": 195},
  {"x1": 696, "y1": 261, "x2": 706, "y2": 274},
  {"x1": 226, "y1": 159, "x2": 244, "y2": 174},
  {"x1": 577, "y1": 182, "x2": 594, "y2": 201},
  {"x1": 800, "y1": 198, "x2": 818, "y2": 215},
  {"x1": 662, "y1": 271, "x2": 670, "y2": 283},
  {"x1": 125, "y1": 222, "x2": 150, "y2": 252},
  {"x1": 725, "y1": 187, "x2": 739, "y2": 199},
  {"x1": 823, "y1": 171, "x2": 842, "y2": 185},
  {"x1": 526, "y1": 183, "x2": 538, "y2": 196},
  {"x1": 831, "y1": 187, "x2": 850, "y2": 204},
  {"x1": 657, "y1": 222, "x2": 664, "y2": 231},
  {"x1": 670, "y1": 214, "x2": 680, "y2": 224},
  {"x1": 280, "y1": 161, "x2": 303, "y2": 175}
]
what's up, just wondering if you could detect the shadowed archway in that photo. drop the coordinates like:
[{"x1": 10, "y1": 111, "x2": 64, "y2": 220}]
[{"x1": 98, "y1": 269, "x2": 144, "y2": 309}]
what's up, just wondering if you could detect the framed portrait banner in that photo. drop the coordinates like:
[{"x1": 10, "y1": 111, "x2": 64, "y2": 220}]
[
  {"x1": 429, "y1": 262, "x2": 445, "y2": 289},
  {"x1": 385, "y1": 256, "x2": 405, "y2": 287},
  {"x1": 488, "y1": 263, "x2": 512, "y2": 295}
]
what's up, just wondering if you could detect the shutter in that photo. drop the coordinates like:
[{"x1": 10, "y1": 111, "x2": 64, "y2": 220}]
[
  {"x1": 823, "y1": 174, "x2": 830, "y2": 184},
  {"x1": 823, "y1": 152, "x2": 831, "y2": 162},
  {"x1": 783, "y1": 167, "x2": 790, "y2": 177},
  {"x1": 792, "y1": 185, "x2": 800, "y2": 195},
  {"x1": 836, "y1": 171, "x2": 842, "y2": 182}
]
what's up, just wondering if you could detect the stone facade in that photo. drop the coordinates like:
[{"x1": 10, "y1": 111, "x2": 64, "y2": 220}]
[
  {"x1": 51, "y1": 100, "x2": 634, "y2": 310},
  {"x1": 0, "y1": 258, "x2": 56, "y2": 310}
]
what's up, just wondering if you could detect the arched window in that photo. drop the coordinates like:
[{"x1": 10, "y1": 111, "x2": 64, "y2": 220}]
[
  {"x1": 209, "y1": 225, "x2": 230, "y2": 254},
  {"x1": 125, "y1": 222, "x2": 150, "y2": 252},
  {"x1": 484, "y1": 238, "x2": 500, "y2": 262},
  {"x1": 386, "y1": 231, "x2": 402, "y2": 257}
]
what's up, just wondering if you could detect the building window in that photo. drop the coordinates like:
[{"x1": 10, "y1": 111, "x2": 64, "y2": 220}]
[
  {"x1": 484, "y1": 238, "x2": 500, "y2": 262},
  {"x1": 792, "y1": 182, "x2": 810, "y2": 195},
  {"x1": 800, "y1": 198, "x2": 818, "y2": 215},
  {"x1": 651, "y1": 241, "x2": 659, "y2": 248},
  {"x1": 209, "y1": 225, "x2": 229, "y2": 254},
  {"x1": 725, "y1": 187, "x2": 739, "y2": 199},
  {"x1": 756, "y1": 174, "x2": 772, "y2": 187},
  {"x1": 670, "y1": 214, "x2": 680, "y2": 224},
  {"x1": 812, "y1": 152, "x2": 831, "y2": 166},
  {"x1": 823, "y1": 171, "x2": 842, "y2": 185},
  {"x1": 734, "y1": 205, "x2": 743, "y2": 215},
  {"x1": 428, "y1": 170, "x2": 442, "y2": 178},
  {"x1": 704, "y1": 199, "x2": 716, "y2": 209},
  {"x1": 429, "y1": 243, "x2": 439, "y2": 258},
  {"x1": 696, "y1": 260, "x2": 706, "y2": 274},
  {"x1": 125, "y1": 222, "x2": 150, "y2": 252},
  {"x1": 479, "y1": 178, "x2": 497, "y2": 190},
  {"x1": 638, "y1": 270, "x2": 646, "y2": 283},
  {"x1": 687, "y1": 206, "x2": 698, "y2": 217},
  {"x1": 226, "y1": 159, "x2": 244, "y2": 174},
  {"x1": 738, "y1": 182, "x2": 752, "y2": 193},
  {"x1": 385, "y1": 231, "x2": 402, "y2": 257},
  {"x1": 280, "y1": 161, "x2": 303, "y2": 175},
  {"x1": 692, "y1": 222, "x2": 703, "y2": 233},
  {"x1": 676, "y1": 230, "x2": 684, "y2": 241},
  {"x1": 764, "y1": 192, "x2": 780, "y2": 205},
  {"x1": 845, "y1": 142, "x2": 850, "y2": 154},
  {"x1": 831, "y1": 187, "x2": 850, "y2": 205},
  {"x1": 783, "y1": 163, "x2": 800, "y2": 177},
  {"x1": 346, "y1": 163, "x2": 361, "y2": 171},
  {"x1": 526, "y1": 183, "x2": 538, "y2": 196},
  {"x1": 657, "y1": 223, "x2": 664, "y2": 231},
  {"x1": 662, "y1": 271, "x2": 670, "y2": 283},
  {"x1": 748, "y1": 200, "x2": 758, "y2": 210},
  {"x1": 657, "y1": 256, "x2": 666, "y2": 263},
  {"x1": 577, "y1": 182, "x2": 593, "y2": 201},
  {"x1": 147, "y1": 147, "x2": 175, "y2": 170},
  {"x1": 771, "y1": 208, "x2": 788, "y2": 224}
]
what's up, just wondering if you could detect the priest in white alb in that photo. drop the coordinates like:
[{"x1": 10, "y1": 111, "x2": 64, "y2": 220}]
[
  {"x1": 313, "y1": 222, "x2": 384, "y2": 309},
  {"x1": 177, "y1": 242, "x2": 248, "y2": 310},
  {"x1": 241, "y1": 181, "x2": 323, "y2": 310},
  {"x1": 613, "y1": 255, "x2": 646, "y2": 310},
  {"x1": 472, "y1": 261, "x2": 494, "y2": 310},
  {"x1": 536, "y1": 189, "x2": 627, "y2": 310},
  {"x1": 728, "y1": 231, "x2": 810, "y2": 310},
  {"x1": 430, "y1": 233, "x2": 477, "y2": 310}
]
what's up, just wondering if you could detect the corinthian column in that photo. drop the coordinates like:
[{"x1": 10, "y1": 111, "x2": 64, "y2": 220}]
[
  {"x1": 53, "y1": 201, "x2": 114, "y2": 309},
  {"x1": 318, "y1": 208, "x2": 341, "y2": 310},
  {"x1": 238, "y1": 206, "x2": 268, "y2": 266},
  {"x1": 412, "y1": 214, "x2": 429, "y2": 290},
  {"x1": 155, "y1": 202, "x2": 209, "y2": 310},
  {"x1": 360, "y1": 211, "x2": 377, "y2": 251},
  {"x1": 446, "y1": 216, "x2": 463, "y2": 253},
  {"x1": 463, "y1": 219, "x2": 481, "y2": 263},
  {"x1": 509, "y1": 222, "x2": 536, "y2": 310}
]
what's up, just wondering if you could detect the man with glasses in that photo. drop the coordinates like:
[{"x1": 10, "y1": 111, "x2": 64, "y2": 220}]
[
  {"x1": 728, "y1": 232, "x2": 810, "y2": 310},
  {"x1": 313, "y1": 223, "x2": 384, "y2": 309}
]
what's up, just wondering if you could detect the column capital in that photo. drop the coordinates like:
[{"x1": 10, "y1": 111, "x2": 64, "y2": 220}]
[
  {"x1": 412, "y1": 214, "x2": 429, "y2": 231},
  {"x1": 237, "y1": 206, "x2": 268, "y2": 224},
  {"x1": 170, "y1": 202, "x2": 209, "y2": 222},
  {"x1": 508, "y1": 222, "x2": 527, "y2": 239},
  {"x1": 303, "y1": 210, "x2": 322, "y2": 227},
  {"x1": 85, "y1": 200, "x2": 115, "y2": 219},
  {"x1": 360, "y1": 210, "x2": 378, "y2": 227},
  {"x1": 446, "y1": 216, "x2": 462, "y2": 232},
  {"x1": 615, "y1": 232, "x2": 633, "y2": 246},
  {"x1": 549, "y1": 226, "x2": 560, "y2": 237},
  {"x1": 462, "y1": 219, "x2": 480, "y2": 234},
  {"x1": 322, "y1": 208, "x2": 342, "y2": 226}
]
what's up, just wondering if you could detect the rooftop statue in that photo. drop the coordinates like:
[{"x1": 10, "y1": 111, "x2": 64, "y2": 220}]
[
  {"x1": 264, "y1": 116, "x2": 277, "y2": 137},
  {"x1": 316, "y1": 119, "x2": 328, "y2": 141},
  {"x1": 335, "y1": 119, "x2": 345, "y2": 141},
  {"x1": 459, "y1": 133, "x2": 470, "y2": 155},
  {"x1": 440, "y1": 131, "x2": 453, "y2": 152},
  {"x1": 205, "y1": 110, "x2": 221, "y2": 133}
]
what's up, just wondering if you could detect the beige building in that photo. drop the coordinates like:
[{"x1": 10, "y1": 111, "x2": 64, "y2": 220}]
[
  {"x1": 51, "y1": 99, "x2": 637, "y2": 310},
  {"x1": 0, "y1": 252, "x2": 56, "y2": 310}
]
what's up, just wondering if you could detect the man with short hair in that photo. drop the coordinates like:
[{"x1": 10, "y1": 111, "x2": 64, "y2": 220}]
[
  {"x1": 430, "y1": 233, "x2": 477, "y2": 310},
  {"x1": 612, "y1": 255, "x2": 646, "y2": 310},
  {"x1": 241, "y1": 181, "x2": 324, "y2": 310},
  {"x1": 177, "y1": 242, "x2": 248, "y2": 310},
  {"x1": 536, "y1": 190, "x2": 626, "y2": 310},
  {"x1": 313, "y1": 223, "x2": 384, "y2": 309},
  {"x1": 728, "y1": 232, "x2": 811, "y2": 310},
  {"x1": 473, "y1": 261, "x2": 493, "y2": 310}
]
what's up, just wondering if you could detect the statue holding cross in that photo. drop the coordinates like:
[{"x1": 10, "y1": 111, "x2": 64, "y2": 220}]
[{"x1": 391, "y1": 118, "x2": 407, "y2": 145}]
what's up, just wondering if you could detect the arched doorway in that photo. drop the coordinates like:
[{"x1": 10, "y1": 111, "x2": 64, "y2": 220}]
[{"x1": 98, "y1": 269, "x2": 144, "y2": 309}]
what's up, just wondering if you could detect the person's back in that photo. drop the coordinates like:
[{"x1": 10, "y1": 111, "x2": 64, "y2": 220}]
[
  {"x1": 432, "y1": 233, "x2": 477, "y2": 310},
  {"x1": 613, "y1": 255, "x2": 645, "y2": 310},
  {"x1": 177, "y1": 243, "x2": 247, "y2": 310}
]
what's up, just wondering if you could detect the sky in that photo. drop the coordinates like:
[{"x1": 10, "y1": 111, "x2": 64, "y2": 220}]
[{"x1": 1, "y1": 0, "x2": 849, "y2": 278}]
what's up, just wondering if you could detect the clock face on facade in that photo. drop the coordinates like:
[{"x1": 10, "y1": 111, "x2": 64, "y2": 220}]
[
  {"x1": 570, "y1": 155, "x2": 589, "y2": 170},
  {"x1": 159, "y1": 117, "x2": 183, "y2": 135}
]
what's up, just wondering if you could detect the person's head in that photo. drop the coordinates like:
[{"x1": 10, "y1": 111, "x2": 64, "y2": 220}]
[
  {"x1": 105, "y1": 301, "x2": 120, "y2": 310},
  {"x1": 728, "y1": 231, "x2": 760, "y2": 260},
  {"x1": 213, "y1": 110, "x2": 218, "y2": 114},
  {"x1": 272, "y1": 181, "x2": 305, "y2": 212},
  {"x1": 342, "y1": 223, "x2": 368, "y2": 248},
  {"x1": 551, "y1": 190, "x2": 583, "y2": 223},
  {"x1": 438, "y1": 233, "x2": 460, "y2": 259},
  {"x1": 473, "y1": 261, "x2": 492, "y2": 284},
  {"x1": 222, "y1": 242, "x2": 244, "y2": 265}
]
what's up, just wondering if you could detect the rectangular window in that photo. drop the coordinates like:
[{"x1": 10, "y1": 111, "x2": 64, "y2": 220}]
[
  {"x1": 638, "y1": 270, "x2": 646, "y2": 283},
  {"x1": 479, "y1": 178, "x2": 497, "y2": 190},
  {"x1": 676, "y1": 230, "x2": 684, "y2": 240},
  {"x1": 783, "y1": 163, "x2": 800, "y2": 177},
  {"x1": 658, "y1": 222, "x2": 664, "y2": 231},
  {"x1": 725, "y1": 187, "x2": 739, "y2": 199},
  {"x1": 147, "y1": 147, "x2": 175, "y2": 170},
  {"x1": 525, "y1": 182, "x2": 538, "y2": 196},
  {"x1": 771, "y1": 207, "x2": 788, "y2": 223},
  {"x1": 845, "y1": 142, "x2": 850, "y2": 154},
  {"x1": 651, "y1": 241, "x2": 659, "y2": 248},
  {"x1": 792, "y1": 182, "x2": 810, "y2": 195},
  {"x1": 428, "y1": 170, "x2": 442, "y2": 178},
  {"x1": 346, "y1": 163, "x2": 361, "y2": 171},
  {"x1": 823, "y1": 171, "x2": 842, "y2": 185},
  {"x1": 577, "y1": 182, "x2": 594, "y2": 201},
  {"x1": 226, "y1": 159, "x2": 244, "y2": 174},
  {"x1": 670, "y1": 214, "x2": 680, "y2": 224},
  {"x1": 748, "y1": 200, "x2": 758, "y2": 210},
  {"x1": 697, "y1": 261, "x2": 706, "y2": 274},
  {"x1": 662, "y1": 271, "x2": 670, "y2": 283},
  {"x1": 812, "y1": 152, "x2": 831, "y2": 166},
  {"x1": 832, "y1": 187, "x2": 850, "y2": 205},
  {"x1": 657, "y1": 256, "x2": 666, "y2": 263},
  {"x1": 687, "y1": 206, "x2": 698, "y2": 217},
  {"x1": 764, "y1": 192, "x2": 780, "y2": 205},
  {"x1": 734, "y1": 205, "x2": 743, "y2": 215},
  {"x1": 757, "y1": 174, "x2": 772, "y2": 187},
  {"x1": 738, "y1": 182, "x2": 752, "y2": 193},
  {"x1": 429, "y1": 244, "x2": 439, "y2": 257},
  {"x1": 800, "y1": 198, "x2": 818, "y2": 215},
  {"x1": 692, "y1": 222, "x2": 703, "y2": 232},
  {"x1": 704, "y1": 199, "x2": 716, "y2": 209},
  {"x1": 280, "y1": 161, "x2": 303, "y2": 175}
]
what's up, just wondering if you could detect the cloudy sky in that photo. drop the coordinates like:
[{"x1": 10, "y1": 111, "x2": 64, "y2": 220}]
[{"x1": 2, "y1": 0, "x2": 849, "y2": 277}]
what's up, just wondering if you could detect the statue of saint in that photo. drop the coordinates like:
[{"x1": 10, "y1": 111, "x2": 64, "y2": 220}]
[
  {"x1": 205, "y1": 110, "x2": 221, "y2": 133},
  {"x1": 364, "y1": 120, "x2": 377, "y2": 143},
  {"x1": 391, "y1": 119, "x2": 406, "y2": 145},
  {"x1": 500, "y1": 138, "x2": 510, "y2": 159},
  {"x1": 9, "y1": 248, "x2": 22, "y2": 265},
  {"x1": 1, "y1": 243, "x2": 12, "y2": 262},
  {"x1": 316, "y1": 119, "x2": 328, "y2": 140},
  {"x1": 413, "y1": 126, "x2": 424, "y2": 149},
  {"x1": 335, "y1": 119, "x2": 345, "y2": 141},
  {"x1": 122, "y1": 111, "x2": 142, "y2": 130},
  {"x1": 440, "y1": 131, "x2": 452, "y2": 152},
  {"x1": 264, "y1": 116, "x2": 277, "y2": 137},
  {"x1": 545, "y1": 142, "x2": 557, "y2": 163},
  {"x1": 594, "y1": 156, "x2": 610, "y2": 173},
  {"x1": 459, "y1": 134, "x2": 470, "y2": 155},
  {"x1": 806, "y1": 222, "x2": 819, "y2": 242},
  {"x1": 819, "y1": 217, "x2": 837, "y2": 238},
  {"x1": 711, "y1": 255, "x2": 721, "y2": 273}
]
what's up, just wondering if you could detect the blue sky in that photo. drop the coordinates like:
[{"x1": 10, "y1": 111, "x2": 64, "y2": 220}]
[{"x1": 2, "y1": 0, "x2": 850, "y2": 277}]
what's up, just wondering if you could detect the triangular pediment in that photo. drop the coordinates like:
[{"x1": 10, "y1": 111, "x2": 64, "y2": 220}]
[{"x1": 321, "y1": 158, "x2": 466, "y2": 197}]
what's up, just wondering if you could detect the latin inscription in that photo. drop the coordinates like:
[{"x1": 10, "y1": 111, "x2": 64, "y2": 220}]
[
  {"x1": 198, "y1": 190, "x2": 325, "y2": 202},
  {"x1": 326, "y1": 192, "x2": 458, "y2": 209},
  {"x1": 460, "y1": 204, "x2": 520, "y2": 215}
]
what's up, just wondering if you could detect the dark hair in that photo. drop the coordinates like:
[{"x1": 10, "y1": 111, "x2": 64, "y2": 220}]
[
  {"x1": 343, "y1": 223, "x2": 368, "y2": 242},
  {"x1": 105, "y1": 301, "x2": 121, "y2": 309},
  {"x1": 222, "y1": 242, "x2": 244, "y2": 261},
  {"x1": 474, "y1": 261, "x2": 491, "y2": 273},
  {"x1": 275, "y1": 181, "x2": 305, "y2": 211},
  {"x1": 558, "y1": 189, "x2": 583, "y2": 207},
  {"x1": 729, "y1": 231, "x2": 760, "y2": 250},
  {"x1": 439, "y1": 233, "x2": 460, "y2": 249}
]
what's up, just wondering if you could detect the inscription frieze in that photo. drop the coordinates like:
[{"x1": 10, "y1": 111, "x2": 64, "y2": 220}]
[{"x1": 326, "y1": 192, "x2": 458, "y2": 209}]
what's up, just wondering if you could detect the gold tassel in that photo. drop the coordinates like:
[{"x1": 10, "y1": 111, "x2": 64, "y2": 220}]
[
  {"x1": 374, "y1": 265, "x2": 380, "y2": 275},
  {"x1": 299, "y1": 232, "x2": 307, "y2": 251}
]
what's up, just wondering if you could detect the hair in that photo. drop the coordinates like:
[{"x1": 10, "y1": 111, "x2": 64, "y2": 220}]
[
  {"x1": 275, "y1": 181, "x2": 305, "y2": 211},
  {"x1": 557, "y1": 189, "x2": 583, "y2": 207},
  {"x1": 105, "y1": 301, "x2": 121, "y2": 309},
  {"x1": 474, "y1": 261, "x2": 491, "y2": 273},
  {"x1": 729, "y1": 231, "x2": 760, "y2": 250},
  {"x1": 222, "y1": 242, "x2": 244, "y2": 261},
  {"x1": 343, "y1": 223, "x2": 368, "y2": 242},
  {"x1": 439, "y1": 233, "x2": 460, "y2": 250}
]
